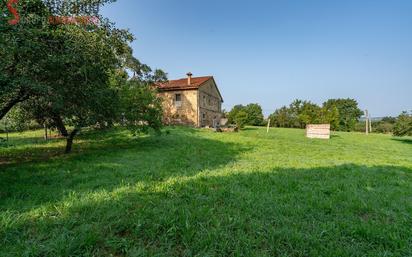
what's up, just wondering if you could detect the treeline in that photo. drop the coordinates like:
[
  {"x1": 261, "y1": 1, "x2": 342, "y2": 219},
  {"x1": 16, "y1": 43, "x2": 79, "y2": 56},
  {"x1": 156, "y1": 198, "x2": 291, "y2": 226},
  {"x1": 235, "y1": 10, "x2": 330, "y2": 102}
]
[
  {"x1": 269, "y1": 98, "x2": 362, "y2": 131},
  {"x1": 226, "y1": 99, "x2": 412, "y2": 136}
]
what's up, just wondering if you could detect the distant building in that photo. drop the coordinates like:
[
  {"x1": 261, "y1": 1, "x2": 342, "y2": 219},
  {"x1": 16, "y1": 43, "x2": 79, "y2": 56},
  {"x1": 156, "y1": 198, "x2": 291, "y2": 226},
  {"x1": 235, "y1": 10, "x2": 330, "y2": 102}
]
[{"x1": 154, "y1": 73, "x2": 224, "y2": 127}]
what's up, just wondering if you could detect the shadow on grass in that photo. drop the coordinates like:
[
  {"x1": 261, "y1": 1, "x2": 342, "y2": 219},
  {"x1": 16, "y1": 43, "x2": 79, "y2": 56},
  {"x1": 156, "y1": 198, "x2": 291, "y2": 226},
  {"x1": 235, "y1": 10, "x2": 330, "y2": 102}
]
[
  {"x1": 0, "y1": 127, "x2": 250, "y2": 214},
  {"x1": 0, "y1": 127, "x2": 207, "y2": 167},
  {"x1": 391, "y1": 137, "x2": 412, "y2": 145},
  {"x1": 330, "y1": 134, "x2": 341, "y2": 139},
  {"x1": 1, "y1": 164, "x2": 412, "y2": 256},
  {"x1": 241, "y1": 127, "x2": 260, "y2": 131},
  {"x1": 0, "y1": 128, "x2": 129, "y2": 166}
]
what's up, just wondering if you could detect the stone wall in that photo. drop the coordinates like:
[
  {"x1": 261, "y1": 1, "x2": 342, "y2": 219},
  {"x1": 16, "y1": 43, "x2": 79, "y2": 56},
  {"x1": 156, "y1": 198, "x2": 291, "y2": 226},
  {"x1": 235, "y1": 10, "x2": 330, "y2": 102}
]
[
  {"x1": 198, "y1": 79, "x2": 223, "y2": 127},
  {"x1": 158, "y1": 90, "x2": 198, "y2": 126}
]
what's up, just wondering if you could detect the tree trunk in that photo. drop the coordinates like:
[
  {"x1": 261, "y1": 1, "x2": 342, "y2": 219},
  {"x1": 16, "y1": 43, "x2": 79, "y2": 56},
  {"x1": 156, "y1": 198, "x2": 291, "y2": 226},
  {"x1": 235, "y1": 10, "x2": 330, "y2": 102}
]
[
  {"x1": 51, "y1": 115, "x2": 79, "y2": 154},
  {"x1": 52, "y1": 115, "x2": 68, "y2": 137},
  {"x1": 65, "y1": 128, "x2": 79, "y2": 154}
]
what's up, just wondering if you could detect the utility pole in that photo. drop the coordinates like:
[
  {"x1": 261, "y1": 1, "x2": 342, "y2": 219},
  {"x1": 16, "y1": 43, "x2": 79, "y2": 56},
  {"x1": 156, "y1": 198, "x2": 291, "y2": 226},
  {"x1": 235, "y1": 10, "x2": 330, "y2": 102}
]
[{"x1": 365, "y1": 110, "x2": 369, "y2": 135}]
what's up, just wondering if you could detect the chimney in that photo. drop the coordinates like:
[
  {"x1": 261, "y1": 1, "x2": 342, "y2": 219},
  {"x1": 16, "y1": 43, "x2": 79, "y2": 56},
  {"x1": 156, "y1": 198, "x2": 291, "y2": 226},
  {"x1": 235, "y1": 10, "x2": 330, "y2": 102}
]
[{"x1": 186, "y1": 72, "x2": 193, "y2": 85}]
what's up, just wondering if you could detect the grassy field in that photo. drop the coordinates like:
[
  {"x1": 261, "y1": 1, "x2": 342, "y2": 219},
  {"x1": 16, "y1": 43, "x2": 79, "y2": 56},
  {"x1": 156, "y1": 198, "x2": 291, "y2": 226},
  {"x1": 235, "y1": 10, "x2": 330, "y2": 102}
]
[{"x1": 1, "y1": 127, "x2": 412, "y2": 257}]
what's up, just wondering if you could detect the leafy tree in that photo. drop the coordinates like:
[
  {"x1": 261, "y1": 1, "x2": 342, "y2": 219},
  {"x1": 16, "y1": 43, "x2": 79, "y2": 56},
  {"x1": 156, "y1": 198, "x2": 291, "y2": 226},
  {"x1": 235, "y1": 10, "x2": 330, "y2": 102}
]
[
  {"x1": 151, "y1": 69, "x2": 168, "y2": 83},
  {"x1": 244, "y1": 103, "x2": 264, "y2": 126},
  {"x1": 269, "y1": 100, "x2": 340, "y2": 130},
  {"x1": 228, "y1": 105, "x2": 245, "y2": 124},
  {"x1": 269, "y1": 106, "x2": 291, "y2": 128},
  {"x1": 119, "y1": 80, "x2": 163, "y2": 136},
  {"x1": 393, "y1": 111, "x2": 412, "y2": 137},
  {"x1": 320, "y1": 105, "x2": 340, "y2": 130},
  {"x1": 234, "y1": 110, "x2": 248, "y2": 129},
  {"x1": 0, "y1": 0, "x2": 51, "y2": 119},
  {"x1": 323, "y1": 98, "x2": 363, "y2": 131},
  {"x1": 228, "y1": 103, "x2": 264, "y2": 126},
  {"x1": 1, "y1": 0, "x2": 167, "y2": 153},
  {"x1": 298, "y1": 101, "x2": 322, "y2": 127}
]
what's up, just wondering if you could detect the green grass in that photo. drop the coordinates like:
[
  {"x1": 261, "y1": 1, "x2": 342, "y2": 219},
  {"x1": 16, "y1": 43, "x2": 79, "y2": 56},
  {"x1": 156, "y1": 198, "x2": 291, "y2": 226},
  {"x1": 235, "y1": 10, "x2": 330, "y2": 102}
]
[{"x1": 1, "y1": 127, "x2": 412, "y2": 257}]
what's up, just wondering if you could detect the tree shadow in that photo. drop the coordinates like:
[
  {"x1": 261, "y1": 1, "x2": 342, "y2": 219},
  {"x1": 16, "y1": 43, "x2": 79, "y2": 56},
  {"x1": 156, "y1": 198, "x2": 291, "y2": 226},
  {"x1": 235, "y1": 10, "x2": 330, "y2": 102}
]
[
  {"x1": 0, "y1": 127, "x2": 250, "y2": 215},
  {"x1": 391, "y1": 137, "x2": 412, "y2": 145},
  {"x1": 0, "y1": 128, "x2": 182, "y2": 166},
  {"x1": 241, "y1": 127, "x2": 259, "y2": 131},
  {"x1": 330, "y1": 134, "x2": 341, "y2": 139},
  {"x1": 2, "y1": 164, "x2": 412, "y2": 256}
]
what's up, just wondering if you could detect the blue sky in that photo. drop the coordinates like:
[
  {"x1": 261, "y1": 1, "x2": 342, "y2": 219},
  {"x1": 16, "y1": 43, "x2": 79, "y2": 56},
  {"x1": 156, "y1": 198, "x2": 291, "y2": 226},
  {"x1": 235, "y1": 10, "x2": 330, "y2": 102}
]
[{"x1": 102, "y1": 0, "x2": 412, "y2": 117}]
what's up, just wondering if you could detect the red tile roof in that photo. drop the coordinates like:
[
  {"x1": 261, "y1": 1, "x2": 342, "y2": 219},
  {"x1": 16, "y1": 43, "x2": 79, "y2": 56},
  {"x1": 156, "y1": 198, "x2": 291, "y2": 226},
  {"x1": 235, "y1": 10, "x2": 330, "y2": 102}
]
[{"x1": 155, "y1": 76, "x2": 213, "y2": 91}]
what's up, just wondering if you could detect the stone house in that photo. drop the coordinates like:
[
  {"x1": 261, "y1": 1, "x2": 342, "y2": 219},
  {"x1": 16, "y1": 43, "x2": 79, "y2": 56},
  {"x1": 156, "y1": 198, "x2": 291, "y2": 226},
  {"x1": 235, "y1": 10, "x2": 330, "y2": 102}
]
[{"x1": 154, "y1": 73, "x2": 224, "y2": 127}]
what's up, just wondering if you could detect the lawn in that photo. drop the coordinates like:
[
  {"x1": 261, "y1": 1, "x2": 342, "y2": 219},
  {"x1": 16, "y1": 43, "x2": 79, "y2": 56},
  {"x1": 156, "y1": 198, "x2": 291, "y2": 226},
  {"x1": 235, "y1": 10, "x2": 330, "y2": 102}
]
[{"x1": 1, "y1": 127, "x2": 412, "y2": 257}]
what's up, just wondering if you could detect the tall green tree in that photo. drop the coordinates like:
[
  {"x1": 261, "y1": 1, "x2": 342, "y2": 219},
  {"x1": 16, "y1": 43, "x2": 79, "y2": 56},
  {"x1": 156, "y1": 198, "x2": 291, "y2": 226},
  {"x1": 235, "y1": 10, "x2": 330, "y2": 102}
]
[
  {"x1": 298, "y1": 101, "x2": 322, "y2": 127},
  {"x1": 119, "y1": 80, "x2": 163, "y2": 136},
  {"x1": 1, "y1": 0, "x2": 167, "y2": 153},
  {"x1": 21, "y1": 22, "x2": 131, "y2": 152},
  {"x1": 228, "y1": 103, "x2": 264, "y2": 126},
  {"x1": 228, "y1": 105, "x2": 246, "y2": 124},
  {"x1": 0, "y1": 0, "x2": 51, "y2": 119},
  {"x1": 234, "y1": 110, "x2": 248, "y2": 129},
  {"x1": 320, "y1": 104, "x2": 340, "y2": 130},
  {"x1": 269, "y1": 106, "x2": 291, "y2": 128},
  {"x1": 244, "y1": 103, "x2": 264, "y2": 126},
  {"x1": 323, "y1": 98, "x2": 363, "y2": 131}
]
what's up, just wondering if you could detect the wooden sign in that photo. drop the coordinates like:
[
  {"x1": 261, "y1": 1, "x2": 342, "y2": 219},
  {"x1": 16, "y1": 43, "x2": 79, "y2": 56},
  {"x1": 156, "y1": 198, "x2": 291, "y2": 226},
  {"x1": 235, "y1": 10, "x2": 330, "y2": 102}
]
[{"x1": 306, "y1": 124, "x2": 331, "y2": 139}]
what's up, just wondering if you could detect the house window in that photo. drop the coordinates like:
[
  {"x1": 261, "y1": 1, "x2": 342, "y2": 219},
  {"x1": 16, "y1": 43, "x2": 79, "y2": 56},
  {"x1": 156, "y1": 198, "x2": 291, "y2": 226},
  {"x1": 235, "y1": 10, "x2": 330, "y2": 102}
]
[
  {"x1": 203, "y1": 95, "x2": 206, "y2": 106},
  {"x1": 202, "y1": 113, "x2": 206, "y2": 120},
  {"x1": 175, "y1": 94, "x2": 182, "y2": 107}
]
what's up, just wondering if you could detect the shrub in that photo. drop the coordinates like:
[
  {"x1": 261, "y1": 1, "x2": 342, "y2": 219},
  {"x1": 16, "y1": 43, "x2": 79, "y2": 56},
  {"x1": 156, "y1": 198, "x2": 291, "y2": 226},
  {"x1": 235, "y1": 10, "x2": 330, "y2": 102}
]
[{"x1": 393, "y1": 111, "x2": 412, "y2": 137}]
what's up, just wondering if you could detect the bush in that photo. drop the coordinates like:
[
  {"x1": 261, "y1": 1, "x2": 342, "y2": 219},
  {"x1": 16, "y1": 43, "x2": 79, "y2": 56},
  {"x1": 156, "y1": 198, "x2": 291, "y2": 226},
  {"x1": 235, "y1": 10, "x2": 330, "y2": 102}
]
[
  {"x1": 354, "y1": 122, "x2": 367, "y2": 132},
  {"x1": 393, "y1": 111, "x2": 412, "y2": 137},
  {"x1": 373, "y1": 122, "x2": 394, "y2": 134}
]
